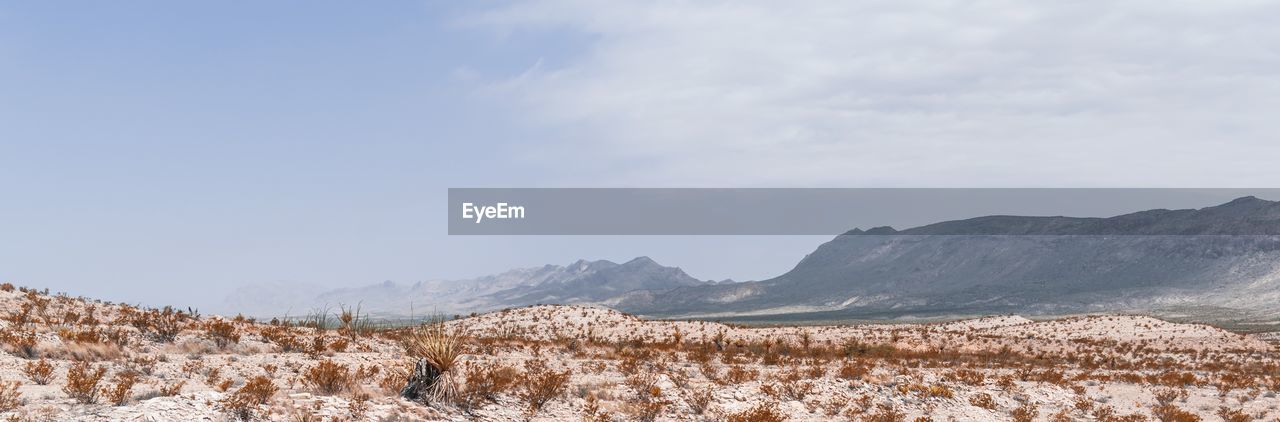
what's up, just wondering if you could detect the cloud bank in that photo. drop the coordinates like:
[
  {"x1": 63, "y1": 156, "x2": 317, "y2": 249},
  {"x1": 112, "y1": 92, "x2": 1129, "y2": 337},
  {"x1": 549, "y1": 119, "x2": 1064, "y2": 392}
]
[{"x1": 469, "y1": 1, "x2": 1280, "y2": 186}]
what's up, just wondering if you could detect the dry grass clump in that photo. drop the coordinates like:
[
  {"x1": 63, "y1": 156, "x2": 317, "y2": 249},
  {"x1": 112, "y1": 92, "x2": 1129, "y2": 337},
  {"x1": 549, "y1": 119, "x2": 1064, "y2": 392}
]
[
  {"x1": 63, "y1": 361, "x2": 107, "y2": 404},
  {"x1": 302, "y1": 360, "x2": 354, "y2": 396},
  {"x1": 726, "y1": 402, "x2": 786, "y2": 422},
  {"x1": 400, "y1": 318, "x2": 462, "y2": 403},
  {"x1": 23, "y1": 358, "x2": 54, "y2": 385}
]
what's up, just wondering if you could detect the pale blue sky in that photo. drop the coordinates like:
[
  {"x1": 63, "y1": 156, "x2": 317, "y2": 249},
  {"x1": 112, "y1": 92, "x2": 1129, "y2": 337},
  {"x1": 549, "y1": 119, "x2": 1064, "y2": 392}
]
[
  {"x1": 3, "y1": 1, "x2": 1280, "y2": 310},
  {"x1": 0, "y1": 2, "x2": 826, "y2": 308}
]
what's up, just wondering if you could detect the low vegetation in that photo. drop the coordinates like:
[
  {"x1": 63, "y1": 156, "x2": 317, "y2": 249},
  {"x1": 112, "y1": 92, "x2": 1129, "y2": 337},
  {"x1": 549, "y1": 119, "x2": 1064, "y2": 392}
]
[{"x1": 0, "y1": 286, "x2": 1272, "y2": 419}]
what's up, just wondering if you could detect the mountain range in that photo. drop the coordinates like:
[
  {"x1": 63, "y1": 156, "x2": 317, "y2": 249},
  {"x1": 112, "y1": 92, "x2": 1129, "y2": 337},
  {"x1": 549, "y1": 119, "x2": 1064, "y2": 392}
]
[
  {"x1": 220, "y1": 257, "x2": 718, "y2": 318},
  {"x1": 224, "y1": 196, "x2": 1280, "y2": 324}
]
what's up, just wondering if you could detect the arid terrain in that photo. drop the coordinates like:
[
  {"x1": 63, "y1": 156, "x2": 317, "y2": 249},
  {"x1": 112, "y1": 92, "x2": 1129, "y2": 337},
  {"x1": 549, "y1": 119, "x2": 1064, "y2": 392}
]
[{"x1": 0, "y1": 285, "x2": 1277, "y2": 421}]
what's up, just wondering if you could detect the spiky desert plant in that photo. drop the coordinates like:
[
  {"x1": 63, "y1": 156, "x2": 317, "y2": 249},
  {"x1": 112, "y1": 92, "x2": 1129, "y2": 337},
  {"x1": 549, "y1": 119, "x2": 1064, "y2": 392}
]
[{"x1": 399, "y1": 317, "x2": 462, "y2": 403}]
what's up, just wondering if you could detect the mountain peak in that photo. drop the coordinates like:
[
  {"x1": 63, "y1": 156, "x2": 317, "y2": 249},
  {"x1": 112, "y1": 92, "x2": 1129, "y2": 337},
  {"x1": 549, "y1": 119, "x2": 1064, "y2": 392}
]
[
  {"x1": 624, "y1": 256, "x2": 658, "y2": 266},
  {"x1": 864, "y1": 226, "x2": 898, "y2": 235},
  {"x1": 1217, "y1": 195, "x2": 1273, "y2": 208}
]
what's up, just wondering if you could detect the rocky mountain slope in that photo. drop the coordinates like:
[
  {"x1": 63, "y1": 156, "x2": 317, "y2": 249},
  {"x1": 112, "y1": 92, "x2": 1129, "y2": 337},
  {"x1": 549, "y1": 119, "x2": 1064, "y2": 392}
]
[{"x1": 615, "y1": 196, "x2": 1280, "y2": 322}]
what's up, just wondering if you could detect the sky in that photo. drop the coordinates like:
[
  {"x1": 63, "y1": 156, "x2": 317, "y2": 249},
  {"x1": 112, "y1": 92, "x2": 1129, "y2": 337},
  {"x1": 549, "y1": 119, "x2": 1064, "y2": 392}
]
[{"x1": 2, "y1": 1, "x2": 1280, "y2": 310}]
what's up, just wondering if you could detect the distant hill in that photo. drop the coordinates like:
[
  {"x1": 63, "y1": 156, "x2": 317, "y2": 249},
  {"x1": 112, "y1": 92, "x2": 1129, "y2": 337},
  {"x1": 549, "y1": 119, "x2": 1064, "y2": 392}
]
[{"x1": 222, "y1": 257, "x2": 713, "y2": 318}]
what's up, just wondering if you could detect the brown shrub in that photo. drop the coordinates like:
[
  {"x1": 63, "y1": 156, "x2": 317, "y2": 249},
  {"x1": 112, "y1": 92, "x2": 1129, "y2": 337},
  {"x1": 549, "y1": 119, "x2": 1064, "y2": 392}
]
[
  {"x1": 159, "y1": 380, "x2": 185, "y2": 396},
  {"x1": 0, "y1": 327, "x2": 38, "y2": 358},
  {"x1": 459, "y1": 363, "x2": 519, "y2": 409},
  {"x1": 134, "y1": 306, "x2": 187, "y2": 343},
  {"x1": 203, "y1": 319, "x2": 241, "y2": 349},
  {"x1": 1216, "y1": 407, "x2": 1249, "y2": 422},
  {"x1": 0, "y1": 379, "x2": 21, "y2": 412},
  {"x1": 219, "y1": 376, "x2": 279, "y2": 421},
  {"x1": 725, "y1": 365, "x2": 758, "y2": 384},
  {"x1": 1151, "y1": 403, "x2": 1201, "y2": 422},
  {"x1": 726, "y1": 402, "x2": 786, "y2": 422},
  {"x1": 517, "y1": 359, "x2": 570, "y2": 414},
  {"x1": 302, "y1": 360, "x2": 353, "y2": 395},
  {"x1": 379, "y1": 368, "x2": 408, "y2": 396},
  {"x1": 104, "y1": 370, "x2": 139, "y2": 406},
  {"x1": 1011, "y1": 402, "x2": 1038, "y2": 422},
  {"x1": 688, "y1": 387, "x2": 714, "y2": 415},
  {"x1": 837, "y1": 360, "x2": 871, "y2": 381},
  {"x1": 63, "y1": 361, "x2": 107, "y2": 404},
  {"x1": 22, "y1": 358, "x2": 54, "y2": 385}
]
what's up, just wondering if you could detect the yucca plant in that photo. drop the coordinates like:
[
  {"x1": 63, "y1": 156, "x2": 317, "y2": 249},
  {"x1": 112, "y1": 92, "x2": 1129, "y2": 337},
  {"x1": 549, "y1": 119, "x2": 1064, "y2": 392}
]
[{"x1": 400, "y1": 317, "x2": 462, "y2": 403}]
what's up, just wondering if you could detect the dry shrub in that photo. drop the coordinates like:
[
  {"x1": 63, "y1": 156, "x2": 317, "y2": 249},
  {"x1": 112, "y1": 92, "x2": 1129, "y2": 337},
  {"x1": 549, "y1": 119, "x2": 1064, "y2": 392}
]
[
  {"x1": 400, "y1": 319, "x2": 462, "y2": 403},
  {"x1": 302, "y1": 360, "x2": 353, "y2": 395},
  {"x1": 348, "y1": 392, "x2": 371, "y2": 419},
  {"x1": 379, "y1": 368, "x2": 408, "y2": 396},
  {"x1": 837, "y1": 360, "x2": 872, "y2": 381},
  {"x1": 0, "y1": 327, "x2": 38, "y2": 358},
  {"x1": 63, "y1": 361, "x2": 107, "y2": 404},
  {"x1": 725, "y1": 365, "x2": 758, "y2": 384},
  {"x1": 947, "y1": 369, "x2": 985, "y2": 386},
  {"x1": 777, "y1": 369, "x2": 814, "y2": 400},
  {"x1": 1151, "y1": 403, "x2": 1200, "y2": 422},
  {"x1": 1011, "y1": 402, "x2": 1039, "y2": 422},
  {"x1": 219, "y1": 376, "x2": 279, "y2": 421},
  {"x1": 104, "y1": 370, "x2": 139, "y2": 406},
  {"x1": 688, "y1": 387, "x2": 714, "y2": 415},
  {"x1": 159, "y1": 380, "x2": 185, "y2": 396},
  {"x1": 203, "y1": 319, "x2": 241, "y2": 349},
  {"x1": 1049, "y1": 409, "x2": 1073, "y2": 422},
  {"x1": 0, "y1": 379, "x2": 21, "y2": 412},
  {"x1": 259, "y1": 326, "x2": 305, "y2": 352},
  {"x1": 133, "y1": 306, "x2": 187, "y2": 343},
  {"x1": 1216, "y1": 407, "x2": 1249, "y2": 422},
  {"x1": 23, "y1": 359, "x2": 54, "y2": 385},
  {"x1": 969, "y1": 392, "x2": 997, "y2": 410},
  {"x1": 626, "y1": 382, "x2": 669, "y2": 422},
  {"x1": 864, "y1": 404, "x2": 906, "y2": 422},
  {"x1": 458, "y1": 362, "x2": 518, "y2": 409},
  {"x1": 726, "y1": 402, "x2": 786, "y2": 422},
  {"x1": 517, "y1": 359, "x2": 571, "y2": 414}
]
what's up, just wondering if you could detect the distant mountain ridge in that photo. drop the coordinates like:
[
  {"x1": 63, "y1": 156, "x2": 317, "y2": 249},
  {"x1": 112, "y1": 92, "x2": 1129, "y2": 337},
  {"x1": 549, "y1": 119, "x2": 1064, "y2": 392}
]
[
  {"x1": 615, "y1": 196, "x2": 1280, "y2": 322},
  {"x1": 845, "y1": 196, "x2": 1280, "y2": 235},
  {"x1": 222, "y1": 257, "x2": 714, "y2": 317},
  {"x1": 225, "y1": 197, "x2": 1280, "y2": 325}
]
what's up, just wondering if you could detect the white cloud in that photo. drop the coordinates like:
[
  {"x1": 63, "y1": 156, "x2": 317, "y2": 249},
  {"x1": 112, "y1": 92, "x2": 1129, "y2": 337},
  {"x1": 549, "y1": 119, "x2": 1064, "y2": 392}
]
[{"x1": 469, "y1": 1, "x2": 1280, "y2": 186}]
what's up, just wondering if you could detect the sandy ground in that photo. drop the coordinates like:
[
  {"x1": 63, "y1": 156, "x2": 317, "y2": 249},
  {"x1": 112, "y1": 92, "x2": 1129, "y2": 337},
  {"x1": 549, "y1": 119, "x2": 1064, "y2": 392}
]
[{"x1": 0, "y1": 288, "x2": 1276, "y2": 421}]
